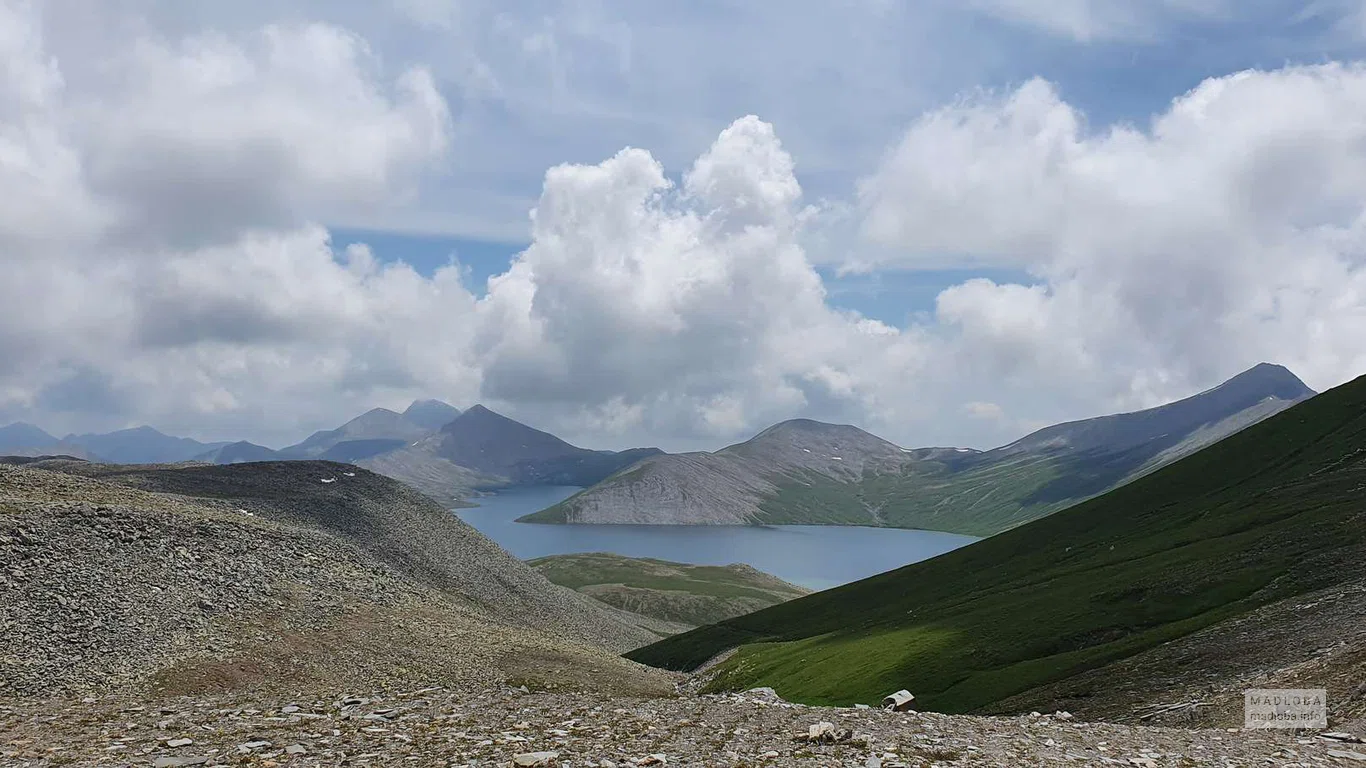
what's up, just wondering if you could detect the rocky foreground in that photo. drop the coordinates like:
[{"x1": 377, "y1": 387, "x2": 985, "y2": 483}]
[
  {"x1": 6, "y1": 458, "x2": 1366, "y2": 766},
  {"x1": 4, "y1": 686, "x2": 1364, "y2": 767}
]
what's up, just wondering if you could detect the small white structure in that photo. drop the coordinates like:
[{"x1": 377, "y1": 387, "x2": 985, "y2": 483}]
[
  {"x1": 342, "y1": 471, "x2": 356, "y2": 477},
  {"x1": 320, "y1": 477, "x2": 337, "y2": 484},
  {"x1": 882, "y1": 690, "x2": 916, "y2": 711}
]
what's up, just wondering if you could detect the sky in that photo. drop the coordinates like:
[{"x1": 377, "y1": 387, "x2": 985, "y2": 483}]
[{"x1": 4, "y1": 0, "x2": 1366, "y2": 452}]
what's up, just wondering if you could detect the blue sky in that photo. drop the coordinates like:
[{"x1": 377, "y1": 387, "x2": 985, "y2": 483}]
[{"x1": 330, "y1": 227, "x2": 1036, "y2": 325}]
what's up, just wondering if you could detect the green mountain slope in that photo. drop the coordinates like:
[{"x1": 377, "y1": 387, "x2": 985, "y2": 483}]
[
  {"x1": 535, "y1": 364, "x2": 1314, "y2": 536},
  {"x1": 627, "y1": 371, "x2": 1366, "y2": 715},
  {"x1": 529, "y1": 552, "x2": 810, "y2": 630}
]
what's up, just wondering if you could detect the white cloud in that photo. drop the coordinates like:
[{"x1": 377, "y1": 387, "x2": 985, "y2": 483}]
[
  {"x1": 84, "y1": 22, "x2": 450, "y2": 249},
  {"x1": 963, "y1": 0, "x2": 1227, "y2": 41},
  {"x1": 963, "y1": 401, "x2": 1005, "y2": 420},
  {"x1": 472, "y1": 115, "x2": 922, "y2": 441},
  {"x1": 861, "y1": 64, "x2": 1366, "y2": 408}
]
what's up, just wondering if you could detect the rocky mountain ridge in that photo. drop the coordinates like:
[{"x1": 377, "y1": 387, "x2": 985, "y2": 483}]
[
  {"x1": 0, "y1": 400, "x2": 660, "y2": 508},
  {"x1": 363, "y1": 405, "x2": 662, "y2": 501},
  {"x1": 521, "y1": 418, "x2": 902, "y2": 526},
  {"x1": 531, "y1": 363, "x2": 1316, "y2": 535}
]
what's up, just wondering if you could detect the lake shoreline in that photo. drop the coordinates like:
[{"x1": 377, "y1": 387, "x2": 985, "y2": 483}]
[{"x1": 456, "y1": 485, "x2": 979, "y2": 591}]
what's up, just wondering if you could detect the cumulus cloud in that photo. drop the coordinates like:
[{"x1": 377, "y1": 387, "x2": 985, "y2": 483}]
[
  {"x1": 475, "y1": 116, "x2": 923, "y2": 441},
  {"x1": 861, "y1": 64, "x2": 1366, "y2": 408},
  {"x1": 0, "y1": 1, "x2": 466, "y2": 441}
]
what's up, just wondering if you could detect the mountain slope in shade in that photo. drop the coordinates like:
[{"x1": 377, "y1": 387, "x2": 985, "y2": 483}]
[
  {"x1": 64, "y1": 426, "x2": 224, "y2": 464},
  {"x1": 280, "y1": 408, "x2": 428, "y2": 459},
  {"x1": 364, "y1": 405, "x2": 662, "y2": 501},
  {"x1": 628, "y1": 370, "x2": 1366, "y2": 723},
  {"x1": 401, "y1": 399, "x2": 462, "y2": 430},
  {"x1": 192, "y1": 441, "x2": 280, "y2": 464},
  {"x1": 532, "y1": 364, "x2": 1315, "y2": 535},
  {"x1": 432, "y1": 405, "x2": 663, "y2": 485},
  {"x1": 0, "y1": 422, "x2": 59, "y2": 454}
]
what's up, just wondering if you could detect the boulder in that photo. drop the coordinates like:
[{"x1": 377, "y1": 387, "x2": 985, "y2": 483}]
[{"x1": 881, "y1": 690, "x2": 915, "y2": 711}]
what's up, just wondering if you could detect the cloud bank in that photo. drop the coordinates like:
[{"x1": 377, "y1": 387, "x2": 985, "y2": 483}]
[{"x1": 2, "y1": 0, "x2": 1366, "y2": 453}]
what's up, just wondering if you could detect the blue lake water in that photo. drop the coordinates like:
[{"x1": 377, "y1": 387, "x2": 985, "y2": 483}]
[{"x1": 456, "y1": 485, "x2": 980, "y2": 591}]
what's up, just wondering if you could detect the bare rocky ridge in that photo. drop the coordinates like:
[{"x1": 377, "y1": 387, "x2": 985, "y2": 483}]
[
  {"x1": 534, "y1": 364, "x2": 1315, "y2": 534},
  {"x1": 0, "y1": 461, "x2": 670, "y2": 701},
  {"x1": 368, "y1": 405, "x2": 663, "y2": 503},
  {"x1": 530, "y1": 420, "x2": 907, "y2": 525},
  {"x1": 279, "y1": 408, "x2": 430, "y2": 460},
  {"x1": 354, "y1": 435, "x2": 503, "y2": 505}
]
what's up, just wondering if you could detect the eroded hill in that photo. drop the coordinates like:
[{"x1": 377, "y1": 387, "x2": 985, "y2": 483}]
[{"x1": 0, "y1": 460, "x2": 672, "y2": 700}]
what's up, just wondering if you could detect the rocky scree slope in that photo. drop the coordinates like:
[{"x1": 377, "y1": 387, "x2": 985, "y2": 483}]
[
  {"x1": 628, "y1": 369, "x2": 1366, "y2": 721},
  {"x1": 536, "y1": 363, "x2": 1314, "y2": 535},
  {"x1": 0, "y1": 460, "x2": 670, "y2": 700}
]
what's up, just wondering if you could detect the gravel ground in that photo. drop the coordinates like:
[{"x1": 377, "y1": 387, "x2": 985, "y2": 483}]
[{"x1": 3, "y1": 686, "x2": 1364, "y2": 767}]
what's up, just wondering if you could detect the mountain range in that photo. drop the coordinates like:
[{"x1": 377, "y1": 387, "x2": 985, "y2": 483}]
[
  {"x1": 0, "y1": 364, "x2": 1319, "y2": 537},
  {"x1": 354, "y1": 405, "x2": 663, "y2": 503},
  {"x1": 628, "y1": 367, "x2": 1366, "y2": 726},
  {"x1": 527, "y1": 363, "x2": 1315, "y2": 535},
  {"x1": 0, "y1": 399, "x2": 660, "y2": 507}
]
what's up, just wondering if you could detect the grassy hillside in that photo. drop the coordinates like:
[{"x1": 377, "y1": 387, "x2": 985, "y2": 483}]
[
  {"x1": 529, "y1": 552, "x2": 809, "y2": 629},
  {"x1": 627, "y1": 372, "x2": 1366, "y2": 714}
]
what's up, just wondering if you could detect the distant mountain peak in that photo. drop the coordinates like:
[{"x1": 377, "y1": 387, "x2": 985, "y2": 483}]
[
  {"x1": 0, "y1": 422, "x2": 59, "y2": 453},
  {"x1": 402, "y1": 399, "x2": 462, "y2": 431},
  {"x1": 1217, "y1": 362, "x2": 1314, "y2": 398},
  {"x1": 1, "y1": 421, "x2": 54, "y2": 436},
  {"x1": 406, "y1": 398, "x2": 454, "y2": 410},
  {"x1": 1001, "y1": 363, "x2": 1315, "y2": 457},
  {"x1": 759, "y1": 418, "x2": 842, "y2": 433},
  {"x1": 123, "y1": 425, "x2": 166, "y2": 436},
  {"x1": 748, "y1": 418, "x2": 900, "y2": 449}
]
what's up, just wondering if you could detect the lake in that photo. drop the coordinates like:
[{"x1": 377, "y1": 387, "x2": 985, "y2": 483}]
[{"x1": 456, "y1": 485, "x2": 980, "y2": 591}]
